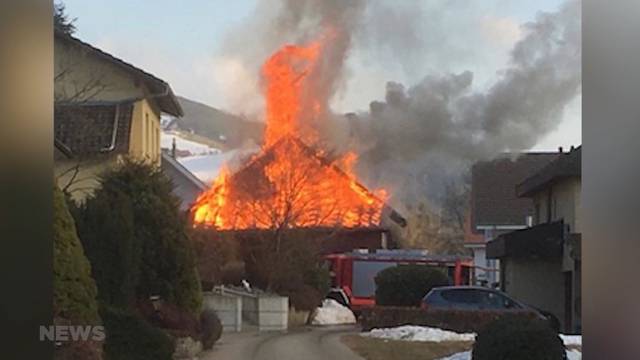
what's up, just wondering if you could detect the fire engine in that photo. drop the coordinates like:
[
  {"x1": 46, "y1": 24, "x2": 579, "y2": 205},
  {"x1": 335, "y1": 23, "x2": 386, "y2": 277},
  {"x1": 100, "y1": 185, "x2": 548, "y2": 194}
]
[{"x1": 324, "y1": 249, "x2": 474, "y2": 311}]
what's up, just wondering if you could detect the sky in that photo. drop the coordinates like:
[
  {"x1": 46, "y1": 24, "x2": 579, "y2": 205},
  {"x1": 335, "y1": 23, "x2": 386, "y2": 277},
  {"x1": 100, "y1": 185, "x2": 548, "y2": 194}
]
[{"x1": 62, "y1": 0, "x2": 581, "y2": 151}]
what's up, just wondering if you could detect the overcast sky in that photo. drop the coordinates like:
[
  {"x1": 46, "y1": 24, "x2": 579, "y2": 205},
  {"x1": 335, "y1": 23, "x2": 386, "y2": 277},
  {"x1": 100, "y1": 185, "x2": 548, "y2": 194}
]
[{"x1": 62, "y1": 0, "x2": 581, "y2": 151}]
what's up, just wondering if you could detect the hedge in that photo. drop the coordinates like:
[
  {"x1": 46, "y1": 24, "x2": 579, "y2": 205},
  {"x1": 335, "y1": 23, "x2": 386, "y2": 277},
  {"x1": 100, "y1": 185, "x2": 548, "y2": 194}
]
[
  {"x1": 374, "y1": 265, "x2": 450, "y2": 306},
  {"x1": 100, "y1": 306, "x2": 175, "y2": 360},
  {"x1": 359, "y1": 306, "x2": 541, "y2": 333},
  {"x1": 472, "y1": 315, "x2": 566, "y2": 360}
]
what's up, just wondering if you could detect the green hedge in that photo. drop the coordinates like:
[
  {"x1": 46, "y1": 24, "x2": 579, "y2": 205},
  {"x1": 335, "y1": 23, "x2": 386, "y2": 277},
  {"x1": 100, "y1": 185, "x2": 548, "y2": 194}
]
[
  {"x1": 359, "y1": 306, "x2": 540, "y2": 333},
  {"x1": 472, "y1": 315, "x2": 566, "y2": 360},
  {"x1": 374, "y1": 265, "x2": 450, "y2": 306},
  {"x1": 100, "y1": 306, "x2": 175, "y2": 360},
  {"x1": 53, "y1": 185, "x2": 100, "y2": 324}
]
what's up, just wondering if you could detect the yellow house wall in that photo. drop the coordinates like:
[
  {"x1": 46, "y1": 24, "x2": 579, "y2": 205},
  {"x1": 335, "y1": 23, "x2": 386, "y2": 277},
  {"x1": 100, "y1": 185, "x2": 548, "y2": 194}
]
[
  {"x1": 54, "y1": 157, "x2": 120, "y2": 203},
  {"x1": 55, "y1": 38, "x2": 146, "y2": 102},
  {"x1": 129, "y1": 98, "x2": 161, "y2": 165}
]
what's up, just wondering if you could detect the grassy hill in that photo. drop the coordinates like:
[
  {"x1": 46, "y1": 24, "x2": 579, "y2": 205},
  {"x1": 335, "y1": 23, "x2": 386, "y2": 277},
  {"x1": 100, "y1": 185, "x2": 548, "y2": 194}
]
[{"x1": 173, "y1": 96, "x2": 263, "y2": 149}]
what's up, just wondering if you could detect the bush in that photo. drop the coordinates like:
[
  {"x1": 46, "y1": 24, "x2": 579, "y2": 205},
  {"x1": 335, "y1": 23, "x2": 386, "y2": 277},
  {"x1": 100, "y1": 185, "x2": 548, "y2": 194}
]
[
  {"x1": 53, "y1": 186, "x2": 100, "y2": 324},
  {"x1": 374, "y1": 265, "x2": 450, "y2": 306},
  {"x1": 240, "y1": 231, "x2": 330, "y2": 311},
  {"x1": 75, "y1": 159, "x2": 202, "y2": 314},
  {"x1": 472, "y1": 315, "x2": 566, "y2": 360},
  {"x1": 100, "y1": 306, "x2": 175, "y2": 360},
  {"x1": 359, "y1": 307, "x2": 541, "y2": 333},
  {"x1": 200, "y1": 309, "x2": 222, "y2": 350}
]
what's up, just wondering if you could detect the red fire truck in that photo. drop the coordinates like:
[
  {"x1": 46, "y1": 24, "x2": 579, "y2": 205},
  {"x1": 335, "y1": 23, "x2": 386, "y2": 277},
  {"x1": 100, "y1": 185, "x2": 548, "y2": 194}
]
[{"x1": 324, "y1": 249, "x2": 474, "y2": 311}]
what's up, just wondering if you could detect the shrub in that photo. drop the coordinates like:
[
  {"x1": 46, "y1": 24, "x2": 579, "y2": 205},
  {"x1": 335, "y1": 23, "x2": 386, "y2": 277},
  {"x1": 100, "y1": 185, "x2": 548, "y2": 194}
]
[
  {"x1": 100, "y1": 305, "x2": 175, "y2": 360},
  {"x1": 374, "y1": 265, "x2": 450, "y2": 306},
  {"x1": 53, "y1": 186, "x2": 100, "y2": 324},
  {"x1": 240, "y1": 231, "x2": 330, "y2": 311},
  {"x1": 200, "y1": 309, "x2": 222, "y2": 350},
  {"x1": 359, "y1": 306, "x2": 541, "y2": 333},
  {"x1": 472, "y1": 315, "x2": 566, "y2": 360},
  {"x1": 53, "y1": 340, "x2": 103, "y2": 360},
  {"x1": 75, "y1": 159, "x2": 202, "y2": 314}
]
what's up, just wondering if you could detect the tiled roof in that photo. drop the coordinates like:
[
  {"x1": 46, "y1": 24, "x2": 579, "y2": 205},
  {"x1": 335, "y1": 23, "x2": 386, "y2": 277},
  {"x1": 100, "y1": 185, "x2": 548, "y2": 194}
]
[
  {"x1": 54, "y1": 101, "x2": 134, "y2": 156},
  {"x1": 471, "y1": 152, "x2": 559, "y2": 228}
]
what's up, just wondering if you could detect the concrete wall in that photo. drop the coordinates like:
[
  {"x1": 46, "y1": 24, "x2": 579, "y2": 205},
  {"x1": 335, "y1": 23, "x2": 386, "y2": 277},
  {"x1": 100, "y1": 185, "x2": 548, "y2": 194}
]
[
  {"x1": 256, "y1": 296, "x2": 289, "y2": 331},
  {"x1": 502, "y1": 257, "x2": 566, "y2": 330},
  {"x1": 203, "y1": 292, "x2": 242, "y2": 332}
]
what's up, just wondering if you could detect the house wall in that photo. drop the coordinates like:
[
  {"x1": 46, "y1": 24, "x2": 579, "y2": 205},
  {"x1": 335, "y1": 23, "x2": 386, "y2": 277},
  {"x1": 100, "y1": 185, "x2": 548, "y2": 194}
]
[
  {"x1": 532, "y1": 177, "x2": 581, "y2": 232},
  {"x1": 502, "y1": 257, "x2": 566, "y2": 331},
  {"x1": 55, "y1": 38, "x2": 145, "y2": 102},
  {"x1": 129, "y1": 98, "x2": 161, "y2": 165},
  {"x1": 54, "y1": 156, "x2": 119, "y2": 203}
]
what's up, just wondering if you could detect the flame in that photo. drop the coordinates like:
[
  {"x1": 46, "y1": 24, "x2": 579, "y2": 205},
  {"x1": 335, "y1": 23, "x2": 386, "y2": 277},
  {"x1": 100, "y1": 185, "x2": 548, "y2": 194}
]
[{"x1": 191, "y1": 34, "x2": 388, "y2": 230}]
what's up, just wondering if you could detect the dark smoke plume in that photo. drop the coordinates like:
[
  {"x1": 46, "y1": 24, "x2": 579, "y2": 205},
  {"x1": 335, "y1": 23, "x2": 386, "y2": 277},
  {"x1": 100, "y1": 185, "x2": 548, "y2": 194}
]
[{"x1": 349, "y1": 0, "x2": 581, "y2": 206}]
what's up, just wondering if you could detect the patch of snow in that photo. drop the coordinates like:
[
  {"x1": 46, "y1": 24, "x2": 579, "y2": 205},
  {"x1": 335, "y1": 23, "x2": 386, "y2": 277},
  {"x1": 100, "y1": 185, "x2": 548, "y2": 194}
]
[
  {"x1": 560, "y1": 335, "x2": 582, "y2": 346},
  {"x1": 566, "y1": 349, "x2": 582, "y2": 360},
  {"x1": 311, "y1": 299, "x2": 356, "y2": 325},
  {"x1": 178, "y1": 152, "x2": 235, "y2": 184},
  {"x1": 161, "y1": 131, "x2": 220, "y2": 156},
  {"x1": 361, "y1": 325, "x2": 475, "y2": 342},
  {"x1": 437, "y1": 349, "x2": 581, "y2": 360},
  {"x1": 437, "y1": 351, "x2": 471, "y2": 360}
]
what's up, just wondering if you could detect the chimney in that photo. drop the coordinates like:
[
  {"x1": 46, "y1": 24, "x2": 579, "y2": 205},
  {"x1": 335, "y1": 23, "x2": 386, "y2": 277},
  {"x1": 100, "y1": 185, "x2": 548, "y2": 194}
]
[{"x1": 171, "y1": 137, "x2": 177, "y2": 159}]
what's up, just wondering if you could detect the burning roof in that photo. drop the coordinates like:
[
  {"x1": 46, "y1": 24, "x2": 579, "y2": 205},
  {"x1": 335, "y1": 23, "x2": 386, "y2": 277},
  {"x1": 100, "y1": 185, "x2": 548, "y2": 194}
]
[{"x1": 191, "y1": 32, "x2": 403, "y2": 231}]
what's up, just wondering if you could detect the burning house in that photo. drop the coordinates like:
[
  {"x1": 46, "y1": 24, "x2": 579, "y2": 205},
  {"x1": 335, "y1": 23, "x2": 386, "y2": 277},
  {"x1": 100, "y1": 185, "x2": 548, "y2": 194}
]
[{"x1": 190, "y1": 34, "x2": 405, "y2": 253}]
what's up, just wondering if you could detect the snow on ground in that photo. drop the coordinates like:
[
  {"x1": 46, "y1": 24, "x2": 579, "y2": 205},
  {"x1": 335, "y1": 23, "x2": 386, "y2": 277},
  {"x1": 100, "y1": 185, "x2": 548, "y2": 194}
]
[
  {"x1": 560, "y1": 334, "x2": 582, "y2": 346},
  {"x1": 363, "y1": 326, "x2": 582, "y2": 359},
  {"x1": 161, "y1": 131, "x2": 220, "y2": 156},
  {"x1": 311, "y1": 299, "x2": 356, "y2": 325},
  {"x1": 361, "y1": 326, "x2": 475, "y2": 342}
]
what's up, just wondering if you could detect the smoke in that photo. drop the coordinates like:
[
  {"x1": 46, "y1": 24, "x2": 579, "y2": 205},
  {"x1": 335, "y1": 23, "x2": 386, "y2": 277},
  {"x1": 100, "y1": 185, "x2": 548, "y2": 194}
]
[
  {"x1": 216, "y1": 0, "x2": 365, "y2": 119},
  {"x1": 349, "y1": 0, "x2": 581, "y2": 206},
  {"x1": 216, "y1": 0, "x2": 581, "y2": 209}
]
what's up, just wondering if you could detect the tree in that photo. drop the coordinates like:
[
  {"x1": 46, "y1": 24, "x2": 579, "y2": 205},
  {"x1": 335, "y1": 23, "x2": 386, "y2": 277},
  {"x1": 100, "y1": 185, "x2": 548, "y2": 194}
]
[
  {"x1": 53, "y1": 185, "x2": 99, "y2": 324},
  {"x1": 75, "y1": 159, "x2": 202, "y2": 314},
  {"x1": 54, "y1": 2, "x2": 76, "y2": 35}
]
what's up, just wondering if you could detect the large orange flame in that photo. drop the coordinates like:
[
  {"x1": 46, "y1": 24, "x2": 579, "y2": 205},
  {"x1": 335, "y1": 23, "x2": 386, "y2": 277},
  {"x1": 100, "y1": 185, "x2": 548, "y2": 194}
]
[{"x1": 192, "y1": 35, "x2": 387, "y2": 230}]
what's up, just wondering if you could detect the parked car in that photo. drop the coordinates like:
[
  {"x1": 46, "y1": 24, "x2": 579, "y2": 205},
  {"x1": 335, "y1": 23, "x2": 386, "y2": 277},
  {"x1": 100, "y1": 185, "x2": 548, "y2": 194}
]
[{"x1": 421, "y1": 286, "x2": 560, "y2": 331}]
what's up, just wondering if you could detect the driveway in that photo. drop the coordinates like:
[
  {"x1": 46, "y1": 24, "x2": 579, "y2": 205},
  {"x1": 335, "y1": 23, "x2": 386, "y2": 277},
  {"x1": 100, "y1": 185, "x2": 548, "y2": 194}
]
[{"x1": 202, "y1": 325, "x2": 364, "y2": 360}]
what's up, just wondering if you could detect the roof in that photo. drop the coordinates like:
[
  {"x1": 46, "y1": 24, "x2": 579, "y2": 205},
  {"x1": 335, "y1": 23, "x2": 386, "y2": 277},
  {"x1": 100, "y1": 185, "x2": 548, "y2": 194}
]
[
  {"x1": 161, "y1": 152, "x2": 208, "y2": 211},
  {"x1": 55, "y1": 30, "x2": 183, "y2": 117},
  {"x1": 486, "y1": 220, "x2": 565, "y2": 259},
  {"x1": 471, "y1": 152, "x2": 559, "y2": 228},
  {"x1": 161, "y1": 152, "x2": 208, "y2": 191},
  {"x1": 54, "y1": 100, "x2": 135, "y2": 156},
  {"x1": 517, "y1": 146, "x2": 581, "y2": 197}
]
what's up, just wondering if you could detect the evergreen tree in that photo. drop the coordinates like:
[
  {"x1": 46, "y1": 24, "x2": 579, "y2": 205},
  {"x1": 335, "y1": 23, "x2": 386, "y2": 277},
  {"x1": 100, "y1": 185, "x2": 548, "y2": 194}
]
[
  {"x1": 54, "y1": 1, "x2": 76, "y2": 34},
  {"x1": 75, "y1": 159, "x2": 202, "y2": 314},
  {"x1": 53, "y1": 185, "x2": 99, "y2": 323}
]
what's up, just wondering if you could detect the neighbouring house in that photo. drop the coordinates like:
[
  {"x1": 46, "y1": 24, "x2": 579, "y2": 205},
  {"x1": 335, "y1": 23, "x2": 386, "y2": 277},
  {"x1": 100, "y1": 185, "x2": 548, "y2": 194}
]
[
  {"x1": 161, "y1": 148, "x2": 208, "y2": 211},
  {"x1": 53, "y1": 30, "x2": 183, "y2": 202},
  {"x1": 465, "y1": 151, "x2": 559, "y2": 286},
  {"x1": 487, "y1": 146, "x2": 581, "y2": 334}
]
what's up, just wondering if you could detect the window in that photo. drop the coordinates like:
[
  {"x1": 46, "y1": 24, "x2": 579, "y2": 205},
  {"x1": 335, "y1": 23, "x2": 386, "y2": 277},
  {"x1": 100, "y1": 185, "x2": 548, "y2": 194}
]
[
  {"x1": 145, "y1": 113, "x2": 150, "y2": 154},
  {"x1": 441, "y1": 289, "x2": 479, "y2": 304}
]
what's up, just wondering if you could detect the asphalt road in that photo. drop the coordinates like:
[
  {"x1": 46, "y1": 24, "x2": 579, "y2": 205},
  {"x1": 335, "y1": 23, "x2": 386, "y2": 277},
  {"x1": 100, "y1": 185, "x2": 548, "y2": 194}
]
[{"x1": 202, "y1": 325, "x2": 364, "y2": 360}]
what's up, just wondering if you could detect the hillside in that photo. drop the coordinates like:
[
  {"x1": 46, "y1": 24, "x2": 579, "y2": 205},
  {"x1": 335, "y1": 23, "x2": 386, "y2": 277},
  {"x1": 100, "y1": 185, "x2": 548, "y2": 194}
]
[{"x1": 170, "y1": 96, "x2": 263, "y2": 149}]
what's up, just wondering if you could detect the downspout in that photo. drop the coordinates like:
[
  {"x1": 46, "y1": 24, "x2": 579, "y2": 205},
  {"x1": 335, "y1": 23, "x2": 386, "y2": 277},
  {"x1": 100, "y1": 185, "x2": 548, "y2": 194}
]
[{"x1": 100, "y1": 104, "x2": 120, "y2": 152}]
